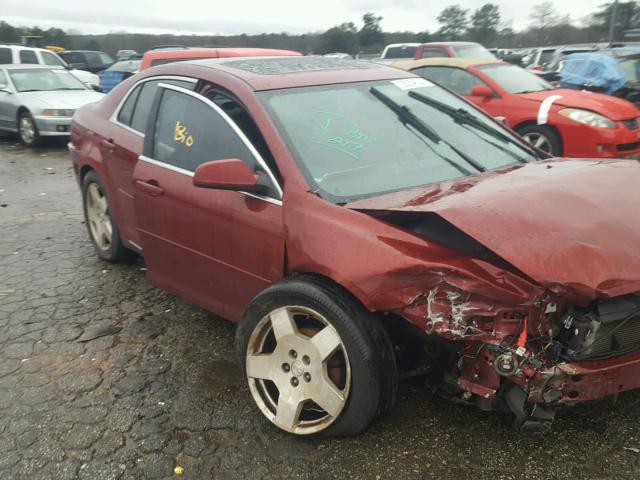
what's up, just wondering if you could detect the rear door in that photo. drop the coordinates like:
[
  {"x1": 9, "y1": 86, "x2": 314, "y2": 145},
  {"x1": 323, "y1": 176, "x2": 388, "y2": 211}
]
[
  {"x1": 132, "y1": 82, "x2": 285, "y2": 320},
  {"x1": 104, "y1": 76, "x2": 196, "y2": 248}
]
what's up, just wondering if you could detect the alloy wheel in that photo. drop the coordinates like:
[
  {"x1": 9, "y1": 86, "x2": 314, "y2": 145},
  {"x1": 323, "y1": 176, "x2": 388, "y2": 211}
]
[
  {"x1": 19, "y1": 116, "x2": 35, "y2": 145},
  {"x1": 85, "y1": 183, "x2": 113, "y2": 251},
  {"x1": 522, "y1": 132, "x2": 552, "y2": 154},
  {"x1": 245, "y1": 306, "x2": 351, "y2": 435}
]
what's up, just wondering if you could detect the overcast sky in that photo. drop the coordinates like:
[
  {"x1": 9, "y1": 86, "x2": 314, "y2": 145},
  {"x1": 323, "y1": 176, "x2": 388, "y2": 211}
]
[{"x1": 0, "y1": 0, "x2": 604, "y2": 35}]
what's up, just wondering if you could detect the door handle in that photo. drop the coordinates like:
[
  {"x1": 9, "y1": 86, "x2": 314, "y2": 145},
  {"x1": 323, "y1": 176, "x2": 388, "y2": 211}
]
[
  {"x1": 101, "y1": 138, "x2": 115, "y2": 152},
  {"x1": 135, "y1": 179, "x2": 164, "y2": 196}
]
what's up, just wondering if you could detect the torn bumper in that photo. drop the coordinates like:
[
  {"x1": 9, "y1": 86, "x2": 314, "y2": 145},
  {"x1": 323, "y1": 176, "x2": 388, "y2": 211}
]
[{"x1": 527, "y1": 349, "x2": 640, "y2": 404}]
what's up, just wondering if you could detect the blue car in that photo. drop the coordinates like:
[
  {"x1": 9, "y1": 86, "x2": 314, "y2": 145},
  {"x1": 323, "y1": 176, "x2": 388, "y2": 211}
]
[
  {"x1": 559, "y1": 50, "x2": 640, "y2": 104},
  {"x1": 99, "y1": 60, "x2": 141, "y2": 93}
]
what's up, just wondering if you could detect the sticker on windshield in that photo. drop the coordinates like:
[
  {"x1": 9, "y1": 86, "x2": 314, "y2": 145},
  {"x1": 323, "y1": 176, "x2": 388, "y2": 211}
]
[
  {"x1": 391, "y1": 78, "x2": 433, "y2": 90},
  {"x1": 311, "y1": 111, "x2": 375, "y2": 160}
]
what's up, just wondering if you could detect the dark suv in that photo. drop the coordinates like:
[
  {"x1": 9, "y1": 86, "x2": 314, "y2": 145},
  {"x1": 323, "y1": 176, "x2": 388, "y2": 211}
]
[{"x1": 59, "y1": 50, "x2": 115, "y2": 73}]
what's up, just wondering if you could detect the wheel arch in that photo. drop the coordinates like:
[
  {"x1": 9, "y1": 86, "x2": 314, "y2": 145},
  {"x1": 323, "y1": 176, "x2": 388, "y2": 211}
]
[{"x1": 16, "y1": 106, "x2": 30, "y2": 123}]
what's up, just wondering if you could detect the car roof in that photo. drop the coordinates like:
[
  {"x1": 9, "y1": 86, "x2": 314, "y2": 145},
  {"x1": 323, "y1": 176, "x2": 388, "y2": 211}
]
[
  {"x1": 1, "y1": 64, "x2": 65, "y2": 70},
  {"x1": 392, "y1": 57, "x2": 502, "y2": 70},
  {"x1": 0, "y1": 44, "x2": 49, "y2": 52},
  {"x1": 168, "y1": 56, "x2": 415, "y2": 91},
  {"x1": 143, "y1": 47, "x2": 301, "y2": 61},
  {"x1": 384, "y1": 43, "x2": 420, "y2": 48},
  {"x1": 419, "y1": 41, "x2": 482, "y2": 47}
]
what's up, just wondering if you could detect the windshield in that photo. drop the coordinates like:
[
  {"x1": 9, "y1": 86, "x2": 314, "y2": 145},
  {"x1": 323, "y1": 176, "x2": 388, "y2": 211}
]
[
  {"x1": 9, "y1": 68, "x2": 87, "y2": 92},
  {"x1": 261, "y1": 79, "x2": 535, "y2": 203},
  {"x1": 477, "y1": 63, "x2": 554, "y2": 93},
  {"x1": 539, "y1": 49, "x2": 555, "y2": 66},
  {"x1": 383, "y1": 46, "x2": 417, "y2": 59},
  {"x1": 453, "y1": 45, "x2": 496, "y2": 60},
  {"x1": 618, "y1": 57, "x2": 640, "y2": 83}
]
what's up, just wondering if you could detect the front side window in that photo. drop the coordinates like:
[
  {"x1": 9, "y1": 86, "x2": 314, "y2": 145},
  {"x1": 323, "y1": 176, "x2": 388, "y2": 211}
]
[
  {"x1": 0, "y1": 48, "x2": 12, "y2": 64},
  {"x1": 9, "y1": 68, "x2": 87, "y2": 92},
  {"x1": 413, "y1": 66, "x2": 487, "y2": 96},
  {"x1": 19, "y1": 50, "x2": 38, "y2": 64},
  {"x1": 150, "y1": 88, "x2": 260, "y2": 174},
  {"x1": 421, "y1": 48, "x2": 448, "y2": 59},
  {"x1": 0, "y1": 70, "x2": 7, "y2": 87},
  {"x1": 41, "y1": 51, "x2": 65, "y2": 67},
  {"x1": 477, "y1": 64, "x2": 554, "y2": 94},
  {"x1": 261, "y1": 79, "x2": 536, "y2": 203}
]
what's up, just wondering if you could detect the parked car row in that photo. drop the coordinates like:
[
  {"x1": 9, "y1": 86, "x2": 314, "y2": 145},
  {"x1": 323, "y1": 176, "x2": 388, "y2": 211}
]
[{"x1": 65, "y1": 54, "x2": 640, "y2": 438}]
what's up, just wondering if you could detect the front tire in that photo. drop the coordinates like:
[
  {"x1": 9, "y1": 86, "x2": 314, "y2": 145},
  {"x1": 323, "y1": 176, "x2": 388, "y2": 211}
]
[
  {"x1": 517, "y1": 124, "x2": 562, "y2": 156},
  {"x1": 18, "y1": 112, "x2": 41, "y2": 147},
  {"x1": 236, "y1": 276, "x2": 397, "y2": 436},
  {"x1": 82, "y1": 170, "x2": 133, "y2": 262}
]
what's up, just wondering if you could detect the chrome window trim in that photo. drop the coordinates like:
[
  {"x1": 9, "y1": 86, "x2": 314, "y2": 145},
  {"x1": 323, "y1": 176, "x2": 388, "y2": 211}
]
[
  {"x1": 138, "y1": 155, "x2": 282, "y2": 206},
  {"x1": 152, "y1": 82, "x2": 283, "y2": 199},
  {"x1": 109, "y1": 75, "x2": 198, "y2": 137}
]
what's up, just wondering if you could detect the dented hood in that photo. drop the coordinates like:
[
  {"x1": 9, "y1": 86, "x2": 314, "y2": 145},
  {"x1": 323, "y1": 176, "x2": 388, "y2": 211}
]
[{"x1": 347, "y1": 159, "x2": 640, "y2": 300}]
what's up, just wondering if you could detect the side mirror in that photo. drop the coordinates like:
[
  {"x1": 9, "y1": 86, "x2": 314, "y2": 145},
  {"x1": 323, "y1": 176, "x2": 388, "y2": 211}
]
[
  {"x1": 470, "y1": 85, "x2": 494, "y2": 98},
  {"x1": 193, "y1": 158, "x2": 266, "y2": 193},
  {"x1": 0, "y1": 86, "x2": 11, "y2": 94}
]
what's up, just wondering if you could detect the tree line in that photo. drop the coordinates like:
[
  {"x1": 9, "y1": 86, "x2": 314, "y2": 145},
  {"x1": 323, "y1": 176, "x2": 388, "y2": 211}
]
[{"x1": 0, "y1": 1, "x2": 638, "y2": 56}]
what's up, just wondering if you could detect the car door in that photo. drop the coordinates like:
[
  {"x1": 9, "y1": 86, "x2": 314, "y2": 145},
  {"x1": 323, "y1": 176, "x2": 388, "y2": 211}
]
[
  {"x1": 132, "y1": 82, "x2": 285, "y2": 321},
  {"x1": 104, "y1": 76, "x2": 196, "y2": 248},
  {"x1": 0, "y1": 69, "x2": 14, "y2": 129}
]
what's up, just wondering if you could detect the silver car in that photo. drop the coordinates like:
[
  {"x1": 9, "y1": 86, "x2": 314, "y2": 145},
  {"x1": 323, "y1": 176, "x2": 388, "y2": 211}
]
[{"x1": 0, "y1": 65, "x2": 104, "y2": 146}]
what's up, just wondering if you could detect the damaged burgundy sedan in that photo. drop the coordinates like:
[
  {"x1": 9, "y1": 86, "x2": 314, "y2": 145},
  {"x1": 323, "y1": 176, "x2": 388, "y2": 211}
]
[{"x1": 69, "y1": 57, "x2": 640, "y2": 436}]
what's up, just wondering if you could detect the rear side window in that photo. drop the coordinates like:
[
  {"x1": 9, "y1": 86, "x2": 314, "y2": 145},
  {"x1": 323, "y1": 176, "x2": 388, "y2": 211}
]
[
  {"x1": 0, "y1": 48, "x2": 11, "y2": 64},
  {"x1": 19, "y1": 50, "x2": 39, "y2": 64},
  {"x1": 41, "y1": 51, "x2": 65, "y2": 67},
  {"x1": 117, "y1": 78, "x2": 195, "y2": 133},
  {"x1": 151, "y1": 88, "x2": 258, "y2": 172}
]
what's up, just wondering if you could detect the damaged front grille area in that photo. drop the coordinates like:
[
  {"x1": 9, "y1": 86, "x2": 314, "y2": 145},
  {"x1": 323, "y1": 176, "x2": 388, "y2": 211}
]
[{"x1": 558, "y1": 294, "x2": 640, "y2": 361}]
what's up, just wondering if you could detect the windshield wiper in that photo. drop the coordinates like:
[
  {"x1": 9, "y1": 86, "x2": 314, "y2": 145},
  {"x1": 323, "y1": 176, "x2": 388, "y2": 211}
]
[
  {"x1": 52, "y1": 87, "x2": 85, "y2": 91},
  {"x1": 408, "y1": 90, "x2": 530, "y2": 163},
  {"x1": 369, "y1": 87, "x2": 485, "y2": 174},
  {"x1": 18, "y1": 89, "x2": 42, "y2": 92}
]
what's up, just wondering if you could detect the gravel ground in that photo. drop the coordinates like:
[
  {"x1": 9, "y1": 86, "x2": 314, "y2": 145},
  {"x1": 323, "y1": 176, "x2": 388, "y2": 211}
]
[{"x1": 1, "y1": 136, "x2": 639, "y2": 480}]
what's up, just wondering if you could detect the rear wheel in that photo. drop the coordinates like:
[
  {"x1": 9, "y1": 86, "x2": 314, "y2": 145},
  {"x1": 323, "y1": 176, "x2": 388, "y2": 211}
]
[
  {"x1": 18, "y1": 112, "x2": 41, "y2": 147},
  {"x1": 236, "y1": 276, "x2": 397, "y2": 436},
  {"x1": 82, "y1": 170, "x2": 133, "y2": 262},
  {"x1": 517, "y1": 124, "x2": 562, "y2": 156}
]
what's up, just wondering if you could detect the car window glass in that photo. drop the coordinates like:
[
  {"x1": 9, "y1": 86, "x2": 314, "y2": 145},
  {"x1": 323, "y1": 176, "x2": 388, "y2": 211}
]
[
  {"x1": 19, "y1": 50, "x2": 38, "y2": 64},
  {"x1": 117, "y1": 83, "x2": 142, "y2": 126},
  {"x1": 421, "y1": 48, "x2": 447, "y2": 59},
  {"x1": 129, "y1": 79, "x2": 194, "y2": 132},
  {"x1": 151, "y1": 88, "x2": 260, "y2": 173},
  {"x1": 0, "y1": 48, "x2": 11, "y2": 64},
  {"x1": 203, "y1": 88, "x2": 280, "y2": 182},
  {"x1": 0, "y1": 70, "x2": 7, "y2": 86},
  {"x1": 413, "y1": 66, "x2": 486, "y2": 96},
  {"x1": 41, "y1": 51, "x2": 65, "y2": 67}
]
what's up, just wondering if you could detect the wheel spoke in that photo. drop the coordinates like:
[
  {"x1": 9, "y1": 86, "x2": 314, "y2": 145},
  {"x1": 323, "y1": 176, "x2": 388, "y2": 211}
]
[
  {"x1": 103, "y1": 219, "x2": 113, "y2": 240},
  {"x1": 311, "y1": 326, "x2": 342, "y2": 361},
  {"x1": 97, "y1": 195, "x2": 108, "y2": 215},
  {"x1": 274, "y1": 394, "x2": 302, "y2": 431},
  {"x1": 312, "y1": 378, "x2": 346, "y2": 417},
  {"x1": 534, "y1": 136, "x2": 546, "y2": 148},
  {"x1": 246, "y1": 354, "x2": 276, "y2": 380},
  {"x1": 269, "y1": 308, "x2": 297, "y2": 341}
]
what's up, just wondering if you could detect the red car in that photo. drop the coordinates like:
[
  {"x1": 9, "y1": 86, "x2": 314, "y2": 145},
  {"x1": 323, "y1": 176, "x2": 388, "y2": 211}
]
[
  {"x1": 140, "y1": 47, "x2": 301, "y2": 70},
  {"x1": 396, "y1": 58, "x2": 640, "y2": 158},
  {"x1": 413, "y1": 42, "x2": 496, "y2": 61},
  {"x1": 70, "y1": 57, "x2": 640, "y2": 436}
]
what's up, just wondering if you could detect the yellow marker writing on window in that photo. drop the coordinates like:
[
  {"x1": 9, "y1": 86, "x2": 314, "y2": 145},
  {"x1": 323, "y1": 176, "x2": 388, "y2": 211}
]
[{"x1": 174, "y1": 121, "x2": 194, "y2": 148}]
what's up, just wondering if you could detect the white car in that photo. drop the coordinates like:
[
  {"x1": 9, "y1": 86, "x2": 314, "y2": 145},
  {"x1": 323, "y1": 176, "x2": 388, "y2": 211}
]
[{"x1": 0, "y1": 45, "x2": 100, "y2": 90}]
